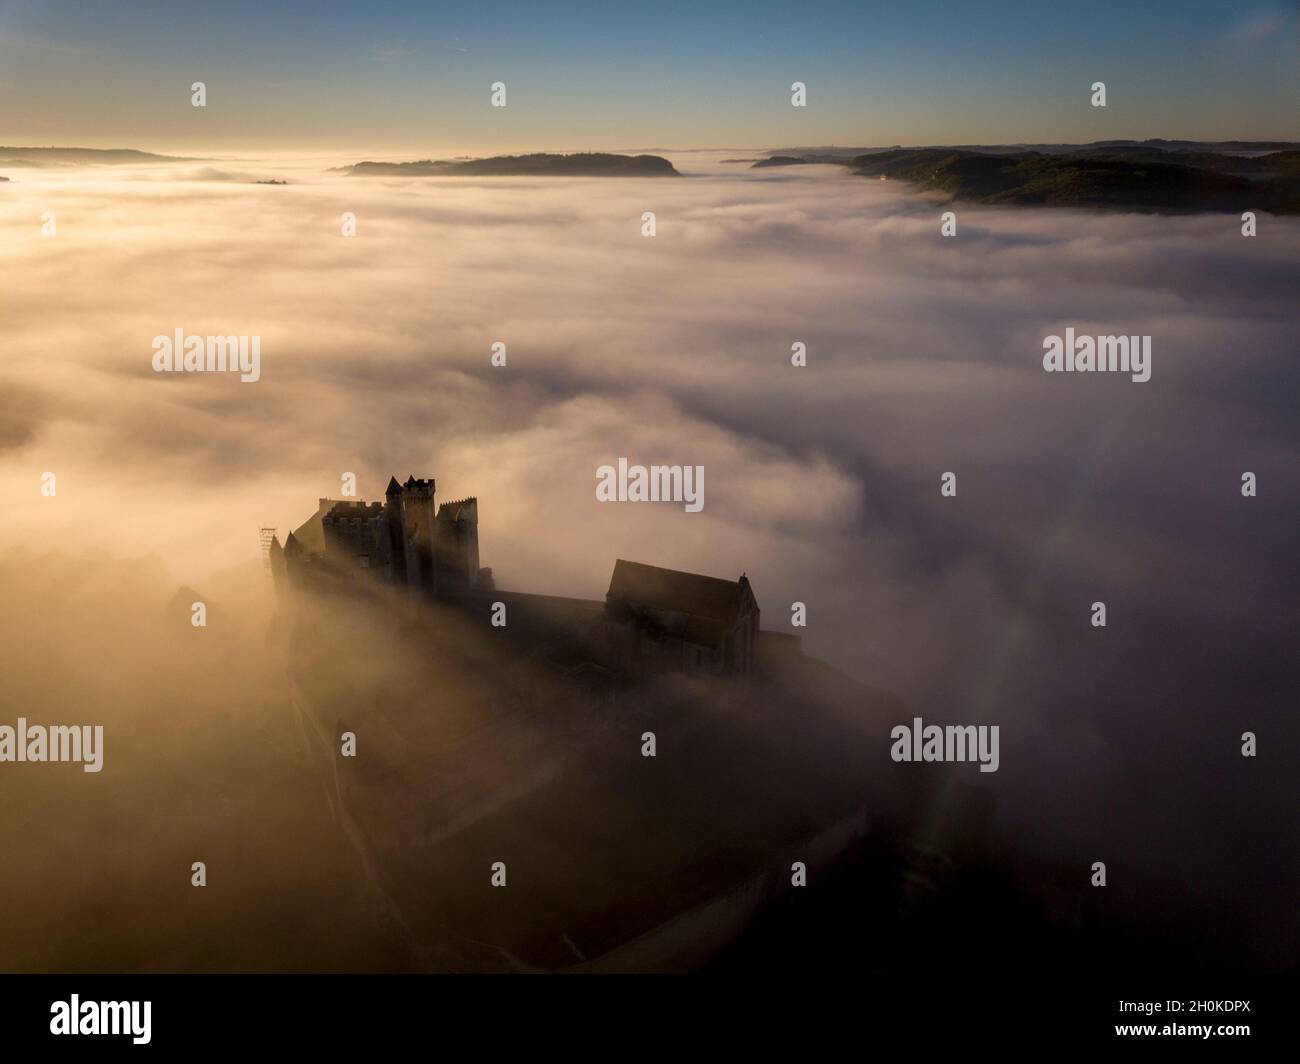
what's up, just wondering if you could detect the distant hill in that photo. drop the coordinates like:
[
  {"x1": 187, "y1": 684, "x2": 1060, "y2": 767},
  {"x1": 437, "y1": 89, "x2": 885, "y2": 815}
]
[
  {"x1": 0, "y1": 147, "x2": 195, "y2": 166},
  {"x1": 753, "y1": 155, "x2": 845, "y2": 168},
  {"x1": 758, "y1": 143, "x2": 1300, "y2": 214},
  {"x1": 344, "y1": 152, "x2": 679, "y2": 177},
  {"x1": 767, "y1": 139, "x2": 1300, "y2": 158},
  {"x1": 754, "y1": 154, "x2": 856, "y2": 168},
  {"x1": 1071, "y1": 138, "x2": 1299, "y2": 154}
]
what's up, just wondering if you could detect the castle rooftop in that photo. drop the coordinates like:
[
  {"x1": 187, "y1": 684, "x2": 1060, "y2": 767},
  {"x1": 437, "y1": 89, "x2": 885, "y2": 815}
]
[{"x1": 607, "y1": 559, "x2": 752, "y2": 624}]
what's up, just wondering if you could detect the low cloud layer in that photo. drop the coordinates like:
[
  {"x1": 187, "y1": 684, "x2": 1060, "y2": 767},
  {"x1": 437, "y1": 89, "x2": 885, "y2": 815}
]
[{"x1": 0, "y1": 152, "x2": 1296, "y2": 967}]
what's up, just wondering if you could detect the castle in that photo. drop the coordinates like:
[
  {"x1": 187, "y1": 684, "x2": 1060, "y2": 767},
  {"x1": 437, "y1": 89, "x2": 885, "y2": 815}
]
[
  {"x1": 271, "y1": 473, "x2": 769, "y2": 678},
  {"x1": 271, "y1": 475, "x2": 490, "y2": 596}
]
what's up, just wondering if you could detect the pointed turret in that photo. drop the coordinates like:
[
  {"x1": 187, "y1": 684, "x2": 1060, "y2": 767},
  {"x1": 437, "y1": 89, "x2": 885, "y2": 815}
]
[
  {"x1": 385, "y1": 476, "x2": 410, "y2": 585},
  {"x1": 268, "y1": 535, "x2": 287, "y2": 592}
]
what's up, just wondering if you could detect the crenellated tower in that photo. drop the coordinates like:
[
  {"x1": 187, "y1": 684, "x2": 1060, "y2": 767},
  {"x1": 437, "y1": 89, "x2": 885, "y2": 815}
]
[{"x1": 400, "y1": 475, "x2": 437, "y2": 591}]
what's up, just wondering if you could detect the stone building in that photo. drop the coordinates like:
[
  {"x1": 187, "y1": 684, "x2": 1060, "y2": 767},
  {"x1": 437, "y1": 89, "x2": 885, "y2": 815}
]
[
  {"x1": 602, "y1": 559, "x2": 759, "y2": 677},
  {"x1": 271, "y1": 475, "x2": 766, "y2": 679},
  {"x1": 271, "y1": 474, "x2": 486, "y2": 597}
]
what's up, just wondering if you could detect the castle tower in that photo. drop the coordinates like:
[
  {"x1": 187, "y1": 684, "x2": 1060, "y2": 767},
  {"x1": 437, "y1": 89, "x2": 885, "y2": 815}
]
[
  {"x1": 282, "y1": 531, "x2": 304, "y2": 590},
  {"x1": 401, "y1": 476, "x2": 438, "y2": 592},
  {"x1": 268, "y1": 534, "x2": 286, "y2": 592},
  {"x1": 435, "y1": 496, "x2": 480, "y2": 589},
  {"x1": 384, "y1": 476, "x2": 409, "y2": 586}
]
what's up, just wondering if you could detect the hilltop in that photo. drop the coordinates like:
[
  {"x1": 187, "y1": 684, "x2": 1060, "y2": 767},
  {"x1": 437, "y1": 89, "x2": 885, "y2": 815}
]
[
  {"x1": 285, "y1": 581, "x2": 919, "y2": 971},
  {"x1": 0, "y1": 146, "x2": 196, "y2": 166},
  {"x1": 343, "y1": 152, "x2": 679, "y2": 177},
  {"x1": 758, "y1": 141, "x2": 1300, "y2": 213}
]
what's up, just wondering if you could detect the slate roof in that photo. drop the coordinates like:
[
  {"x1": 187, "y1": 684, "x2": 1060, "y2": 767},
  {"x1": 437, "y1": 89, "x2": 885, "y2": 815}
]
[{"x1": 606, "y1": 560, "x2": 754, "y2": 626}]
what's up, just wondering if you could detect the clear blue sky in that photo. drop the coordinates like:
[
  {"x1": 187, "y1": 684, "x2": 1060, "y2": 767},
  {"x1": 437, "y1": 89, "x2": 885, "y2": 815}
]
[{"x1": 1, "y1": 0, "x2": 1296, "y2": 150}]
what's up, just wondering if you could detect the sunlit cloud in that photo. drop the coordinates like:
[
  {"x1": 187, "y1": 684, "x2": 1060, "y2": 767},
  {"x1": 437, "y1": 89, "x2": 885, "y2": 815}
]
[{"x1": 0, "y1": 151, "x2": 1296, "y2": 968}]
